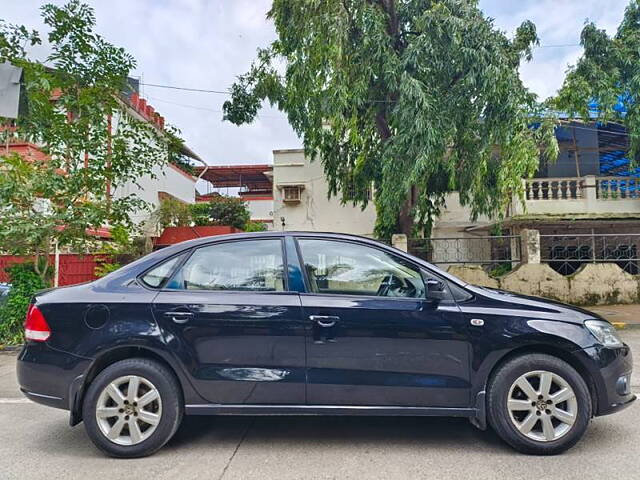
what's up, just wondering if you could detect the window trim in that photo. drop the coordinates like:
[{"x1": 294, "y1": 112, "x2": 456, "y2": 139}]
[
  {"x1": 294, "y1": 236, "x2": 427, "y2": 301},
  {"x1": 158, "y1": 237, "x2": 290, "y2": 294}
]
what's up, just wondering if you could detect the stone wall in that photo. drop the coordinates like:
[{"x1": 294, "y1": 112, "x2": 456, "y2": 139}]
[{"x1": 448, "y1": 263, "x2": 640, "y2": 305}]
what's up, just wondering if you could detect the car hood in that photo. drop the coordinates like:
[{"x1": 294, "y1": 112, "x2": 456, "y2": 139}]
[{"x1": 466, "y1": 285, "x2": 605, "y2": 325}]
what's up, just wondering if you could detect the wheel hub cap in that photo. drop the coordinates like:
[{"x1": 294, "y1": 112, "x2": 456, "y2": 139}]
[
  {"x1": 95, "y1": 375, "x2": 162, "y2": 446},
  {"x1": 507, "y1": 370, "x2": 578, "y2": 442}
]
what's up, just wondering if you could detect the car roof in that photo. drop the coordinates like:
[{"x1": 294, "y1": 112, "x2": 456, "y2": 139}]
[{"x1": 170, "y1": 230, "x2": 389, "y2": 248}]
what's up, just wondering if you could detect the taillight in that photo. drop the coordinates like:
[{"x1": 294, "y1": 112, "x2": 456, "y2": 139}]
[{"x1": 24, "y1": 304, "x2": 51, "y2": 342}]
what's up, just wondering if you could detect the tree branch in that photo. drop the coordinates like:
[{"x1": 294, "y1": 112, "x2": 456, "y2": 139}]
[{"x1": 375, "y1": 111, "x2": 392, "y2": 140}]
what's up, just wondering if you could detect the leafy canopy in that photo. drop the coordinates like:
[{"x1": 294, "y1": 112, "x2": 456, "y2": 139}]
[
  {"x1": 554, "y1": 0, "x2": 640, "y2": 160},
  {"x1": 0, "y1": 1, "x2": 168, "y2": 277},
  {"x1": 154, "y1": 196, "x2": 252, "y2": 230},
  {"x1": 223, "y1": 0, "x2": 558, "y2": 237}
]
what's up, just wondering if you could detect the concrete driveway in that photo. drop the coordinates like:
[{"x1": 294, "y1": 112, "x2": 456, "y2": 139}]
[{"x1": 1, "y1": 331, "x2": 639, "y2": 480}]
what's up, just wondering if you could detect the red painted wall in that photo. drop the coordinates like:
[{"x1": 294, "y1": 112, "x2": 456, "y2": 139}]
[
  {"x1": 0, "y1": 254, "x2": 107, "y2": 286},
  {"x1": 154, "y1": 226, "x2": 243, "y2": 247}
]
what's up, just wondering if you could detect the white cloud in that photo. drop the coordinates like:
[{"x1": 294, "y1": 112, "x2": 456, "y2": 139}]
[{"x1": 480, "y1": 0, "x2": 628, "y2": 99}]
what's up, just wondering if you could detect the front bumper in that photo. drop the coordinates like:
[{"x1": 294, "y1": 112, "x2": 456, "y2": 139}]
[
  {"x1": 17, "y1": 342, "x2": 91, "y2": 411},
  {"x1": 577, "y1": 342, "x2": 636, "y2": 416}
]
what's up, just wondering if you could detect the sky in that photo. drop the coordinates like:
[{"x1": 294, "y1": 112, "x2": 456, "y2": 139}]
[{"x1": 2, "y1": 0, "x2": 631, "y2": 170}]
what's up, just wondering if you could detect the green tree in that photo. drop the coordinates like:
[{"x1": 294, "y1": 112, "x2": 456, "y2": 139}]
[
  {"x1": 153, "y1": 196, "x2": 253, "y2": 230},
  {"x1": 0, "y1": 1, "x2": 168, "y2": 279},
  {"x1": 553, "y1": 1, "x2": 640, "y2": 159},
  {"x1": 223, "y1": 0, "x2": 558, "y2": 238},
  {"x1": 194, "y1": 196, "x2": 250, "y2": 229}
]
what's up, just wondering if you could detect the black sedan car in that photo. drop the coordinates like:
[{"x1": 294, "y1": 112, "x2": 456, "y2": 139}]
[{"x1": 17, "y1": 232, "x2": 634, "y2": 457}]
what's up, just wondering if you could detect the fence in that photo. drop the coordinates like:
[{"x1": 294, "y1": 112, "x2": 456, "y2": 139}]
[
  {"x1": 540, "y1": 233, "x2": 640, "y2": 275},
  {"x1": 0, "y1": 254, "x2": 106, "y2": 286},
  {"x1": 397, "y1": 232, "x2": 640, "y2": 277},
  {"x1": 407, "y1": 235, "x2": 521, "y2": 267}
]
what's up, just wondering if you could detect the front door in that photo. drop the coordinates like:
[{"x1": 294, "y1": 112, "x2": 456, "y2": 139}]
[
  {"x1": 152, "y1": 238, "x2": 305, "y2": 405},
  {"x1": 295, "y1": 238, "x2": 471, "y2": 407}
]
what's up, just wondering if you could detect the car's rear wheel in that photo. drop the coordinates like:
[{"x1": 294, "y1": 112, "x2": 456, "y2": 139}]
[
  {"x1": 82, "y1": 358, "x2": 183, "y2": 458},
  {"x1": 487, "y1": 353, "x2": 592, "y2": 455}
]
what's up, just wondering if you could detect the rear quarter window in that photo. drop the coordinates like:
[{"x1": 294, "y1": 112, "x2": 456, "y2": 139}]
[{"x1": 140, "y1": 254, "x2": 186, "y2": 288}]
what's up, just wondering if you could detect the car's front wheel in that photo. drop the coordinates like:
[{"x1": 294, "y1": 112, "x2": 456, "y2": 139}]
[
  {"x1": 82, "y1": 358, "x2": 183, "y2": 458},
  {"x1": 487, "y1": 353, "x2": 592, "y2": 455}
]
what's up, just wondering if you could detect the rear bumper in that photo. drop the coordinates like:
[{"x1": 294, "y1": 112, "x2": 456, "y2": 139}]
[
  {"x1": 16, "y1": 342, "x2": 91, "y2": 411},
  {"x1": 577, "y1": 343, "x2": 636, "y2": 416}
]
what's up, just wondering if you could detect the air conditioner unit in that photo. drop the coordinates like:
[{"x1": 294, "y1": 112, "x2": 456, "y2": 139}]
[{"x1": 282, "y1": 185, "x2": 302, "y2": 203}]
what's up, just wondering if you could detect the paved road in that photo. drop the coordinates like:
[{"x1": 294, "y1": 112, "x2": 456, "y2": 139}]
[{"x1": 1, "y1": 332, "x2": 639, "y2": 480}]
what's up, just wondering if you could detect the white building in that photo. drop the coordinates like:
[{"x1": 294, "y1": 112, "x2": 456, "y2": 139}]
[
  {"x1": 111, "y1": 92, "x2": 199, "y2": 234},
  {"x1": 196, "y1": 149, "x2": 377, "y2": 236},
  {"x1": 272, "y1": 149, "x2": 377, "y2": 235}
]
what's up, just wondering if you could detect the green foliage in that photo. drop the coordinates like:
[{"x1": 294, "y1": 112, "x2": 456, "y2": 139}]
[
  {"x1": 553, "y1": 0, "x2": 640, "y2": 160},
  {"x1": 154, "y1": 196, "x2": 253, "y2": 230},
  {"x1": 0, "y1": 263, "x2": 48, "y2": 345},
  {"x1": 93, "y1": 224, "x2": 149, "y2": 277},
  {"x1": 203, "y1": 197, "x2": 250, "y2": 229},
  {"x1": 223, "y1": 0, "x2": 558, "y2": 238},
  {"x1": 94, "y1": 261, "x2": 121, "y2": 278},
  {"x1": 488, "y1": 262, "x2": 512, "y2": 278},
  {"x1": 244, "y1": 221, "x2": 268, "y2": 232},
  {"x1": 0, "y1": 1, "x2": 169, "y2": 278},
  {"x1": 154, "y1": 197, "x2": 192, "y2": 228},
  {"x1": 189, "y1": 202, "x2": 215, "y2": 226}
]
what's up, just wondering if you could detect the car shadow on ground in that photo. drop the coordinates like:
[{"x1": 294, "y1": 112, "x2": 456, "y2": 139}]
[
  {"x1": 168, "y1": 415, "x2": 507, "y2": 451},
  {"x1": 32, "y1": 410, "x2": 629, "y2": 459}
]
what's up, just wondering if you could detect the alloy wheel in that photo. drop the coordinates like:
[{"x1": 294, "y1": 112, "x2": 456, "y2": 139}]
[
  {"x1": 507, "y1": 370, "x2": 578, "y2": 442},
  {"x1": 95, "y1": 375, "x2": 162, "y2": 446}
]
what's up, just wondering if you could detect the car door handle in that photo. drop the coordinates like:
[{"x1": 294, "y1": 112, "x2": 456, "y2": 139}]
[
  {"x1": 164, "y1": 311, "x2": 194, "y2": 324},
  {"x1": 309, "y1": 315, "x2": 340, "y2": 328}
]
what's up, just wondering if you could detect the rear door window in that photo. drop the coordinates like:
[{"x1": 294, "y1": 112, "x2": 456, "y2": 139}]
[{"x1": 167, "y1": 239, "x2": 286, "y2": 292}]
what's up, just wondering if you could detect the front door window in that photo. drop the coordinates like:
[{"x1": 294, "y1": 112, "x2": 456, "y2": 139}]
[{"x1": 297, "y1": 239, "x2": 425, "y2": 298}]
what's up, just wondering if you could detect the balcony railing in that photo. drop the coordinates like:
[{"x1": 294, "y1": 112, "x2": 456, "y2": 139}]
[
  {"x1": 524, "y1": 177, "x2": 585, "y2": 200},
  {"x1": 596, "y1": 176, "x2": 640, "y2": 199},
  {"x1": 515, "y1": 175, "x2": 640, "y2": 216}
]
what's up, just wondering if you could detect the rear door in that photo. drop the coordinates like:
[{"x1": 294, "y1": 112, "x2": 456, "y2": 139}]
[
  {"x1": 295, "y1": 238, "x2": 471, "y2": 407},
  {"x1": 151, "y1": 237, "x2": 306, "y2": 405}
]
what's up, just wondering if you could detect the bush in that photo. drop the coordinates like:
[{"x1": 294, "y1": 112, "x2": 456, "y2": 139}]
[
  {"x1": 155, "y1": 198, "x2": 192, "y2": 228},
  {"x1": 0, "y1": 263, "x2": 48, "y2": 346},
  {"x1": 188, "y1": 196, "x2": 251, "y2": 229},
  {"x1": 244, "y1": 221, "x2": 268, "y2": 232},
  {"x1": 94, "y1": 226, "x2": 150, "y2": 278},
  {"x1": 154, "y1": 196, "x2": 253, "y2": 231}
]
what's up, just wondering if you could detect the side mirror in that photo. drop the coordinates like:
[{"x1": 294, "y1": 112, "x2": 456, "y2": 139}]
[{"x1": 425, "y1": 279, "x2": 448, "y2": 301}]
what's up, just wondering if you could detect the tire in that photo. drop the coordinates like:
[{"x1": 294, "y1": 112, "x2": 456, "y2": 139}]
[
  {"x1": 82, "y1": 358, "x2": 183, "y2": 458},
  {"x1": 487, "y1": 353, "x2": 592, "y2": 455}
]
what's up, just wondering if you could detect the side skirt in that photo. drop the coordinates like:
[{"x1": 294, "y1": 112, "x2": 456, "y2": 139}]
[{"x1": 185, "y1": 404, "x2": 478, "y2": 418}]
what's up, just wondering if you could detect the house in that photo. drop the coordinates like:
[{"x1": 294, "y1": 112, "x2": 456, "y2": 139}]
[
  {"x1": 113, "y1": 91, "x2": 199, "y2": 234},
  {"x1": 3, "y1": 86, "x2": 201, "y2": 237},
  {"x1": 196, "y1": 164, "x2": 274, "y2": 228},
  {"x1": 195, "y1": 149, "x2": 377, "y2": 236}
]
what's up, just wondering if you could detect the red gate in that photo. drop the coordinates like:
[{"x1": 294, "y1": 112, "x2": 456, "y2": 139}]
[{"x1": 0, "y1": 254, "x2": 108, "y2": 286}]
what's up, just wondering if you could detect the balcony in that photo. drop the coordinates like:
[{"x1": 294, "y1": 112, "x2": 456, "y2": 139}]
[{"x1": 512, "y1": 175, "x2": 640, "y2": 217}]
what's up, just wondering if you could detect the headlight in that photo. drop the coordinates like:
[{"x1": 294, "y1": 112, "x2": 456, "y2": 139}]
[{"x1": 584, "y1": 320, "x2": 623, "y2": 347}]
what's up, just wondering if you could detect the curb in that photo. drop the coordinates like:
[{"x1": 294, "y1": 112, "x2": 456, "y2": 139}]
[{"x1": 0, "y1": 344, "x2": 22, "y2": 353}]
